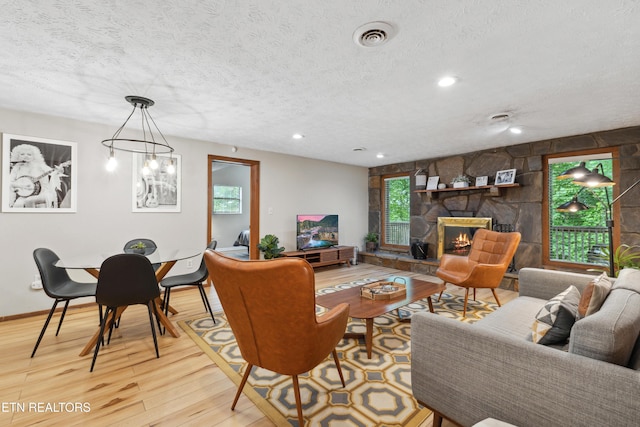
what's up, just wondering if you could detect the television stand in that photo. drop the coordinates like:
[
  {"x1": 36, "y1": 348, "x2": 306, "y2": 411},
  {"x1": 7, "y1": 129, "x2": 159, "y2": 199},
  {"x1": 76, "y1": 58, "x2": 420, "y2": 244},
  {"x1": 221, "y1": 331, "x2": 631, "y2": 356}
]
[{"x1": 282, "y1": 246, "x2": 354, "y2": 268}]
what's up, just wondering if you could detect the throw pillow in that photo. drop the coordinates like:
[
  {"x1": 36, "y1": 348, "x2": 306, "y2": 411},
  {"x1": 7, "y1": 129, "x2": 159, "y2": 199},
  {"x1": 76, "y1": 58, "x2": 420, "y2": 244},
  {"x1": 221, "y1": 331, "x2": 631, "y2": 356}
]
[
  {"x1": 577, "y1": 272, "x2": 612, "y2": 320},
  {"x1": 532, "y1": 285, "x2": 580, "y2": 345}
]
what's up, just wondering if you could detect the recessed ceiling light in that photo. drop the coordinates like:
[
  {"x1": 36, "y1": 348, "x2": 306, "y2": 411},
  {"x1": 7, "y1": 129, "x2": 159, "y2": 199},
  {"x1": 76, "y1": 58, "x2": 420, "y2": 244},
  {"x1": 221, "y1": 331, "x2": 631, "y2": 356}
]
[
  {"x1": 376, "y1": 153, "x2": 385, "y2": 159},
  {"x1": 509, "y1": 127, "x2": 522, "y2": 134},
  {"x1": 292, "y1": 133, "x2": 304, "y2": 140},
  {"x1": 438, "y1": 76, "x2": 457, "y2": 87}
]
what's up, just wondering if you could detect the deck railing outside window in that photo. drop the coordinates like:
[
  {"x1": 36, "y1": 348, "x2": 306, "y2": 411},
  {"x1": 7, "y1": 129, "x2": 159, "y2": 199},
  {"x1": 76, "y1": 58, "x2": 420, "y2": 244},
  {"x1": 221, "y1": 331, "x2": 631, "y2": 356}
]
[
  {"x1": 550, "y1": 225, "x2": 609, "y2": 265},
  {"x1": 386, "y1": 221, "x2": 410, "y2": 246}
]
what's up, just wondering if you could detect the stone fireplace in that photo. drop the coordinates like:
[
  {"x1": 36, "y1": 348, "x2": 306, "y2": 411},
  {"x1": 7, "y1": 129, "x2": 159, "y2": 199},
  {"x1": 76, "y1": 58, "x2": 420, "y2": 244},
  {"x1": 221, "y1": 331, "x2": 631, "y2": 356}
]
[{"x1": 437, "y1": 217, "x2": 492, "y2": 259}]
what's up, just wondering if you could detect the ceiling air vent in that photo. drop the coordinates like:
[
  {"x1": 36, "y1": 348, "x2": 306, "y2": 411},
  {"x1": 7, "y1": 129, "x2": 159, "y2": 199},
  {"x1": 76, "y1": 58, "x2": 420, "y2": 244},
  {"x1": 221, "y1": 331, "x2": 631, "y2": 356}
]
[{"x1": 353, "y1": 21, "x2": 396, "y2": 48}]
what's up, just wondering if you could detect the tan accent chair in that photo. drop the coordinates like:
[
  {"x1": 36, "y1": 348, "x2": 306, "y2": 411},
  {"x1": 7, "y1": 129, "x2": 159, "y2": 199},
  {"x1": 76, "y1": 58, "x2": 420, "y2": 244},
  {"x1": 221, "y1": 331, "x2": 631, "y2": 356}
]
[
  {"x1": 204, "y1": 250, "x2": 350, "y2": 426},
  {"x1": 436, "y1": 229, "x2": 521, "y2": 317}
]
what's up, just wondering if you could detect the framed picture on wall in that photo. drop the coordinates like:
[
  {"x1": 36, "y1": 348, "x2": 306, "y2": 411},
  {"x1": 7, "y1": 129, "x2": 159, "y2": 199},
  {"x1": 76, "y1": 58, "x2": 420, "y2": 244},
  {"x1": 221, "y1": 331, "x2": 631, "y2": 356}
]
[
  {"x1": 495, "y1": 169, "x2": 516, "y2": 185},
  {"x1": 132, "y1": 153, "x2": 181, "y2": 212},
  {"x1": 1, "y1": 133, "x2": 77, "y2": 213}
]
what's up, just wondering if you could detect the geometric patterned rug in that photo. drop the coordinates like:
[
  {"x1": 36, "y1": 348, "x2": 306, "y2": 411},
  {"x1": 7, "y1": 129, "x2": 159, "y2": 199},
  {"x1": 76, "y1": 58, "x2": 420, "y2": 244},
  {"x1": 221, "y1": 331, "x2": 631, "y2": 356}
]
[{"x1": 180, "y1": 278, "x2": 498, "y2": 427}]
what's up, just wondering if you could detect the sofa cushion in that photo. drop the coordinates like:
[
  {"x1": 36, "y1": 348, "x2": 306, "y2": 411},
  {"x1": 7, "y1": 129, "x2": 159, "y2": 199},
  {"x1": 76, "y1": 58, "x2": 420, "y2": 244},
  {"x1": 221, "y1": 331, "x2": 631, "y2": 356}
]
[
  {"x1": 474, "y1": 296, "x2": 546, "y2": 339},
  {"x1": 532, "y1": 285, "x2": 580, "y2": 345},
  {"x1": 577, "y1": 272, "x2": 611, "y2": 320}
]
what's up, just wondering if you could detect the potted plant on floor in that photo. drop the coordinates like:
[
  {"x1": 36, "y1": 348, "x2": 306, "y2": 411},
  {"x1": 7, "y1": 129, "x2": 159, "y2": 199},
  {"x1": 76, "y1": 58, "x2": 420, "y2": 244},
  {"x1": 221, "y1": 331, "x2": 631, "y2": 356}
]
[
  {"x1": 257, "y1": 234, "x2": 285, "y2": 259},
  {"x1": 365, "y1": 232, "x2": 379, "y2": 252}
]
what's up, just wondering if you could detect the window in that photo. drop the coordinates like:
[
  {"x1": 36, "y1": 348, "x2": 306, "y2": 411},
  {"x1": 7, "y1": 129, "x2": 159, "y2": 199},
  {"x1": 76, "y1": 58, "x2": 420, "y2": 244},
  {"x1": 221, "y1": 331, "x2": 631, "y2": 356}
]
[
  {"x1": 382, "y1": 174, "x2": 410, "y2": 247},
  {"x1": 213, "y1": 185, "x2": 242, "y2": 214},
  {"x1": 544, "y1": 149, "x2": 618, "y2": 268}
]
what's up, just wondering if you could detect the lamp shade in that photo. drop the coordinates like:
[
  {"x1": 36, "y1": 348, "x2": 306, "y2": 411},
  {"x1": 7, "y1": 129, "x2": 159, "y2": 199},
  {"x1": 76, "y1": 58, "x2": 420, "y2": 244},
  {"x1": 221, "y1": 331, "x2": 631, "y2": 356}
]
[
  {"x1": 557, "y1": 162, "x2": 591, "y2": 180},
  {"x1": 556, "y1": 196, "x2": 589, "y2": 212},
  {"x1": 573, "y1": 170, "x2": 615, "y2": 188}
]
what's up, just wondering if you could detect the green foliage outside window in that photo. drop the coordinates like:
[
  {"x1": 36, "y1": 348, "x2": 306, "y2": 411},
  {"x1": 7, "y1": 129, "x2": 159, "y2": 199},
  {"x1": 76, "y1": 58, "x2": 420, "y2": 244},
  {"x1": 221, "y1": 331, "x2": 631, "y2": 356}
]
[{"x1": 387, "y1": 177, "x2": 410, "y2": 222}]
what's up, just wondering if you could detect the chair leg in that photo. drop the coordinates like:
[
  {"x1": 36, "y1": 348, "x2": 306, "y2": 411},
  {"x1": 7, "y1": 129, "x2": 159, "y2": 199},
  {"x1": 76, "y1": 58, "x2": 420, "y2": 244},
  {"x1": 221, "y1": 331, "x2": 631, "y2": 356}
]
[
  {"x1": 31, "y1": 299, "x2": 60, "y2": 357},
  {"x1": 198, "y1": 284, "x2": 216, "y2": 324},
  {"x1": 332, "y1": 349, "x2": 346, "y2": 387},
  {"x1": 55, "y1": 300, "x2": 70, "y2": 336},
  {"x1": 91, "y1": 306, "x2": 112, "y2": 372},
  {"x1": 147, "y1": 301, "x2": 160, "y2": 358},
  {"x1": 462, "y1": 288, "x2": 469, "y2": 318},
  {"x1": 292, "y1": 375, "x2": 304, "y2": 427},
  {"x1": 162, "y1": 287, "x2": 171, "y2": 335},
  {"x1": 491, "y1": 288, "x2": 502, "y2": 307},
  {"x1": 232, "y1": 364, "x2": 253, "y2": 410},
  {"x1": 473, "y1": 288, "x2": 477, "y2": 301}
]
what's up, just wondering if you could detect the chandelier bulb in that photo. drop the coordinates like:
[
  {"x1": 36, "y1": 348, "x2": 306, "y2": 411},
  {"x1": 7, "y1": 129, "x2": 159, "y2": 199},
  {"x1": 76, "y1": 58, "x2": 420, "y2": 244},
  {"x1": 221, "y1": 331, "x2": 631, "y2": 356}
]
[
  {"x1": 142, "y1": 160, "x2": 151, "y2": 175},
  {"x1": 106, "y1": 152, "x2": 117, "y2": 172},
  {"x1": 149, "y1": 154, "x2": 159, "y2": 170},
  {"x1": 166, "y1": 159, "x2": 176, "y2": 175}
]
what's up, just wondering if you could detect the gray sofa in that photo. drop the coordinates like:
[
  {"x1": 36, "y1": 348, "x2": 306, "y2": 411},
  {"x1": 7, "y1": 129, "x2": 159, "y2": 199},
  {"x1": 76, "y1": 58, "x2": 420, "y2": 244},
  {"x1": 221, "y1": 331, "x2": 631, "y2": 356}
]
[{"x1": 411, "y1": 267, "x2": 640, "y2": 427}]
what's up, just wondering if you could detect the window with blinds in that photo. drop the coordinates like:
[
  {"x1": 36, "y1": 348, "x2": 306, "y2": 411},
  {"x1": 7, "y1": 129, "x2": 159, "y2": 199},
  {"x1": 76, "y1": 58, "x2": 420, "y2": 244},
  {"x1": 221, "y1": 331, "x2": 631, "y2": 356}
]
[
  {"x1": 383, "y1": 174, "x2": 410, "y2": 247},
  {"x1": 213, "y1": 185, "x2": 242, "y2": 214}
]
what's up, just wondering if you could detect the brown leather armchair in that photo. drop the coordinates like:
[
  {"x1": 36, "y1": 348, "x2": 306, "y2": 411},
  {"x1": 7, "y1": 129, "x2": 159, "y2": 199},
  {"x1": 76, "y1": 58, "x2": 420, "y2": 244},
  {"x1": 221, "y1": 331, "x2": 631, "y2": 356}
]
[
  {"x1": 203, "y1": 250, "x2": 350, "y2": 426},
  {"x1": 436, "y1": 228, "x2": 521, "y2": 317}
]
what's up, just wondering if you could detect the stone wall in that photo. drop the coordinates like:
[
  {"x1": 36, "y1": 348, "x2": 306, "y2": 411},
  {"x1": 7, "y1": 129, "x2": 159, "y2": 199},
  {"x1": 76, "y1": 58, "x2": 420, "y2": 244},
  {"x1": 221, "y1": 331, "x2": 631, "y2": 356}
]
[{"x1": 368, "y1": 126, "x2": 640, "y2": 269}]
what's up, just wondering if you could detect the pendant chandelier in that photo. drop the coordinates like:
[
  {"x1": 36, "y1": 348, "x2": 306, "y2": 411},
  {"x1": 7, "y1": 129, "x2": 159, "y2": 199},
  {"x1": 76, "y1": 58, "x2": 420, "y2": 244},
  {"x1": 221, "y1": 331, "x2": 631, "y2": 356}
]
[{"x1": 102, "y1": 96, "x2": 176, "y2": 174}]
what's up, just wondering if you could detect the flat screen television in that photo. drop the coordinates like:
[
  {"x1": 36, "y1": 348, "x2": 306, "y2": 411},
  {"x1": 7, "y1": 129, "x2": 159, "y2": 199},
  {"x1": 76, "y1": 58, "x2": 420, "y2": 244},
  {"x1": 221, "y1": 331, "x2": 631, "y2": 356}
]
[{"x1": 296, "y1": 214, "x2": 339, "y2": 250}]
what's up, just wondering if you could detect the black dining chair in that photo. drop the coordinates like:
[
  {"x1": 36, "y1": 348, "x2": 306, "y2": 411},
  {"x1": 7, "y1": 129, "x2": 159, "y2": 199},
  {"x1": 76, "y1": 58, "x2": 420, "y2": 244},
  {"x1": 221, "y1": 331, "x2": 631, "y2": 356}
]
[
  {"x1": 90, "y1": 253, "x2": 161, "y2": 372},
  {"x1": 123, "y1": 238, "x2": 161, "y2": 271},
  {"x1": 159, "y1": 240, "x2": 217, "y2": 327},
  {"x1": 31, "y1": 248, "x2": 99, "y2": 357}
]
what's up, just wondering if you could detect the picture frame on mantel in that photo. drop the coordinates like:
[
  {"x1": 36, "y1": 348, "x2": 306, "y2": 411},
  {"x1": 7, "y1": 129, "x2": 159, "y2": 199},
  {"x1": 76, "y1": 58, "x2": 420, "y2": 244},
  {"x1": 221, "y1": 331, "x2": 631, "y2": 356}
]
[
  {"x1": 1, "y1": 133, "x2": 77, "y2": 213},
  {"x1": 132, "y1": 153, "x2": 181, "y2": 212},
  {"x1": 475, "y1": 176, "x2": 488, "y2": 187},
  {"x1": 426, "y1": 175, "x2": 440, "y2": 190},
  {"x1": 495, "y1": 169, "x2": 516, "y2": 185}
]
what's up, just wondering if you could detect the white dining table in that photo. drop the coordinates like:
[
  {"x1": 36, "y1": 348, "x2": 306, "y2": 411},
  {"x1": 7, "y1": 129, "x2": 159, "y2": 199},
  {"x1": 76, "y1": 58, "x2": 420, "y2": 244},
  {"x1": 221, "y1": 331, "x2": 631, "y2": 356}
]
[{"x1": 56, "y1": 248, "x2": 202, "y2": 356}]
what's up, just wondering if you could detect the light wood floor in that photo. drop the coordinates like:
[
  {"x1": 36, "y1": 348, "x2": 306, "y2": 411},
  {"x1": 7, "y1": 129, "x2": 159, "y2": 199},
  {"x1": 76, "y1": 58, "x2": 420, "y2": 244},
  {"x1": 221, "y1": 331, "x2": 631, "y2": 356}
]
[{"x1": 0, "y1": 263, "x2": 516, "y2": 426}]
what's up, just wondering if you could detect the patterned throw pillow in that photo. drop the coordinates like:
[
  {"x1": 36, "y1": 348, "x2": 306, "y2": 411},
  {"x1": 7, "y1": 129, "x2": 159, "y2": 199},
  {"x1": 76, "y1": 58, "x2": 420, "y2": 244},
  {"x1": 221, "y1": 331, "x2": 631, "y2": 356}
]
[
  {"x1": 577, "y1": 272, "x2": 612, "y2": 320},
  {"x1": 532, "y1": 285, "x2": 581, "y2": 345}
]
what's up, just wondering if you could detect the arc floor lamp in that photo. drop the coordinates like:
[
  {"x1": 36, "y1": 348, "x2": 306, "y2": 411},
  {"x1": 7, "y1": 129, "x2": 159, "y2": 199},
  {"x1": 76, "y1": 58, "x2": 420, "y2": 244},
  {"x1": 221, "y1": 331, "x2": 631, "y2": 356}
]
[{"x1": 556, "y1": 162, "x2": 640, "y2": 276}]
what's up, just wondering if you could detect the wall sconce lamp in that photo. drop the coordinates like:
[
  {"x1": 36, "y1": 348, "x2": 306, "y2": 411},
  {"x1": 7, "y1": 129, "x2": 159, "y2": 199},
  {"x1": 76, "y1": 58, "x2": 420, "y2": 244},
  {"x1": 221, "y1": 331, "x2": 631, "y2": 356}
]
[
  {"x1": 101, "y1": 96, "x2": 176, "y2": 174},
  {"x1": 556, "y1": 161, "x2": 640, "y2": 276}
]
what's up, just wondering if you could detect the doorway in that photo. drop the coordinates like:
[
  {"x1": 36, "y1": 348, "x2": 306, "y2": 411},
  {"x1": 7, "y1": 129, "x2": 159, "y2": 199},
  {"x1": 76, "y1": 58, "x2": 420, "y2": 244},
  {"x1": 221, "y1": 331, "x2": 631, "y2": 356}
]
[{"x1": 208, "y1": 155, "x2": 260, "y2": 259}]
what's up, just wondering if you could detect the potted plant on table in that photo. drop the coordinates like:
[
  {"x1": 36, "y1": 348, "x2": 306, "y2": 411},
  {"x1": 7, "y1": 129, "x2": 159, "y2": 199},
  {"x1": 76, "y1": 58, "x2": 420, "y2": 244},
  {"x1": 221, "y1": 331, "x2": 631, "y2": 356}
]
[
  {"x1": 129, "y1": 241, "x2": 147, "y2": 254},
  {"x1": 257, "y1": 234, "x2": 285, "y2": 259},
  {"x1": 451, "y1": 174, "x2": 472, "y2": 188},
  {"x1": 365, "y1": 232, "x2": 379, "y2": 252}
]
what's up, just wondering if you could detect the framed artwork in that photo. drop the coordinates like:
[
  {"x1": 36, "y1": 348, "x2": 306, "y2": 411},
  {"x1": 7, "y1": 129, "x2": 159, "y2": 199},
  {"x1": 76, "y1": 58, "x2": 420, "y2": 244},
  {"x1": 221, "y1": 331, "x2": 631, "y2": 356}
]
[
  {"x1": 2, "y1": 134, "x2": 77, "y2": 213},
  {"x1": 475, "y1": 176, "x2": 488, "y2": 187},
  {"x1": 132, "y1": 153, "x2": 181, "y2": 212},
  {"x1": 426, "y1": 175, "x2": 440, "y2": 190},
  {"x1": 495, "y1": 169, "x2": 516, "y2": 185}
]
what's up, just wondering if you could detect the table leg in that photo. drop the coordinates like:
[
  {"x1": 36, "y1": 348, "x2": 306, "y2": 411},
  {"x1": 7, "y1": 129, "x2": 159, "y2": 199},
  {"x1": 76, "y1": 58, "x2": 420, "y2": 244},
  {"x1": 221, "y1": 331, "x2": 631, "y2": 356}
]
[
  {"x1": 343, "y1": 317, "x2": 375, "y2": 359},
  {"x1": 427, "y1": 296, "x2": 435, "y2": 313},
  {"x1": 365, "y1": 318, "x2": 373, "y2": 358},
  {"x1": 153, "y1": 298, "x2": 180, "y2": 338}
]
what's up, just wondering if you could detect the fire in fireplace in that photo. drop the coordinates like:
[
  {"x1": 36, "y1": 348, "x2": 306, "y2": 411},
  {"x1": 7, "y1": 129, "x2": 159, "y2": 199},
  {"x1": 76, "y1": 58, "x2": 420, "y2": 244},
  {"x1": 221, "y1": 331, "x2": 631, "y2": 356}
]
[{"x1": 437, "y1": 217, "x2": 492, "y2": 258}]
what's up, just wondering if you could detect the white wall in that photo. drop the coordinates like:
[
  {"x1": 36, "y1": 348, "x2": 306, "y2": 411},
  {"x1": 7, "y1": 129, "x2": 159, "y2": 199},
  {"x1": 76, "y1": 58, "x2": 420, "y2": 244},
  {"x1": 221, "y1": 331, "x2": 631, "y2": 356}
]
[{"x1": 0, "y1": 107, "x2": 368, "y2": 317}]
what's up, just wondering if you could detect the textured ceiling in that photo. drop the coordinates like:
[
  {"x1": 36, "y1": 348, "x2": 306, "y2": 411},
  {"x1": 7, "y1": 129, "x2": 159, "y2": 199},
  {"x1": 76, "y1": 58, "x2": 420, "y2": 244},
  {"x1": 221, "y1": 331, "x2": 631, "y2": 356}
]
[{"x1": 0, "y1": 1, "x2": 639, "y2": 167}]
